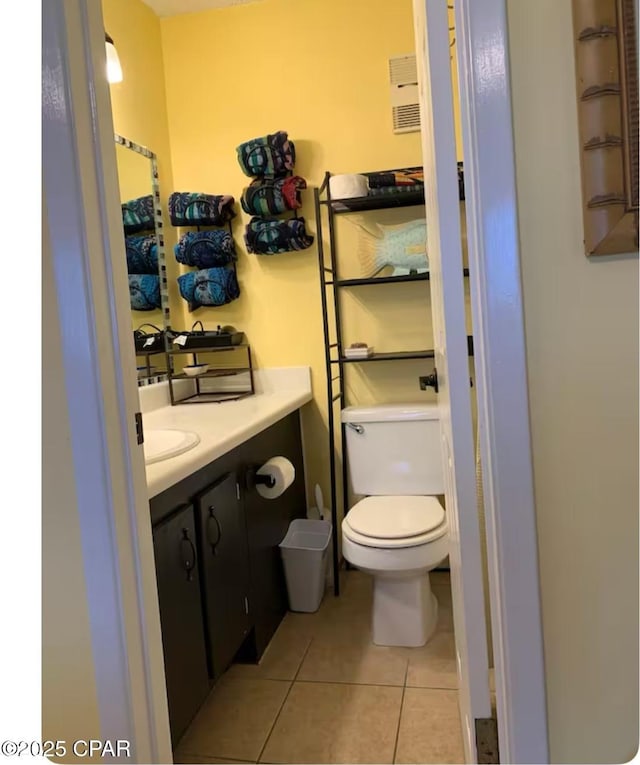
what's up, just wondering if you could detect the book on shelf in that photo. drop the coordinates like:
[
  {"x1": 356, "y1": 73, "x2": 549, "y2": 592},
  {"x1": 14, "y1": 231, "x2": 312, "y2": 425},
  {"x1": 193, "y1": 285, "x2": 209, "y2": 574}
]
[{"x1": 344, "y1": 346, "x2": 374, "y2": 358}]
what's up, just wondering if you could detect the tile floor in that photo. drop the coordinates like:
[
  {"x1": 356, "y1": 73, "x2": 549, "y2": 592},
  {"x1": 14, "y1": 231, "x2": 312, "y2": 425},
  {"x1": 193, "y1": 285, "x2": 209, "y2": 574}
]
[{"x1": 174, "y1": 570, "x2": 464, "y2": 765}]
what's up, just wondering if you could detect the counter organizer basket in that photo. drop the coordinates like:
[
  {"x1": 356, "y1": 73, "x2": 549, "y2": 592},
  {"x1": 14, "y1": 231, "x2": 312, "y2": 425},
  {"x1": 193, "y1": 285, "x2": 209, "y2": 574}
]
[
  {"x1": 173, "y1": 323, "x2": 245, "y2": 349},
  {"x1": 134, "y1": 323, "x2": 168, "y2": 383},
  {"x1": 164, "y1": 321, "x2": 255, "y2": 405}
]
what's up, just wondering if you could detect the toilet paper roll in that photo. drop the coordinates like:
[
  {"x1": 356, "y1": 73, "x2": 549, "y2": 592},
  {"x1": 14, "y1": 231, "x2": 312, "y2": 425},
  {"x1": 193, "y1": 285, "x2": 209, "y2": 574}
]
[
  {"x1": 329, "y1": 174, "x2": 369, "y2": 200},
  {"x1": 256, "y1": 456, "x2": 295, "y2": 499}
]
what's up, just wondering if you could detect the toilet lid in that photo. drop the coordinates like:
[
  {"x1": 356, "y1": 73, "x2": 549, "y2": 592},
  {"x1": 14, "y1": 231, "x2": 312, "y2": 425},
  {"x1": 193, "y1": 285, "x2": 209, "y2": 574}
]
[{"x1": 346, "y1": 496, "x2": 445, "y2": 539}]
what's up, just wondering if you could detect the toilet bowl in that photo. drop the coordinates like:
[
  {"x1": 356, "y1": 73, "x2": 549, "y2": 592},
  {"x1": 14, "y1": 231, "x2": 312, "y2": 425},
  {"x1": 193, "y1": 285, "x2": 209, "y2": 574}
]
[
  {"x1": 340, "y1": 404, "x2": 449, "y2": 648},
  {"x1": 342, "y1": 495, "x2": 448, "y2": 647}
]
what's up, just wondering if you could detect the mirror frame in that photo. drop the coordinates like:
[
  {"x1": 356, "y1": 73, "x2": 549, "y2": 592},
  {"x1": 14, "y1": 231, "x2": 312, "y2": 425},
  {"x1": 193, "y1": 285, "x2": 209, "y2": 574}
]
[
  {"x1": 116, "y1": 133, "x2": 172, "y2": 387},
  {"x1": 115, "y1": 132, "x2": 171, "y2": 328},
  {"x1": 572, "y1": 0, "x2": 639, "y2": 256}
]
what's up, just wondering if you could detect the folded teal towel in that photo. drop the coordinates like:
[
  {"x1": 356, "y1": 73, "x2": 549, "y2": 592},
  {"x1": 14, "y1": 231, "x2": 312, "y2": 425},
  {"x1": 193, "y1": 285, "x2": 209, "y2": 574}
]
[
  {"x1": 236, "y1": 131, "x2": 296, "y2": 177},
  {"x1": 244, "y1": 217, "x2": 313, "y2": 255},
  {"x1": 241, "y1": 176, "x2": 306, "y2": 215},
  {"x1": 122, "y1": 195, "x2": 155, "y2": 235},
  {"x1": 175, "y1": 230, "x2": 236, "y2": 268},
  {"x1": 126, "y1": 235, "x2": 158, "y2": 274},
  {"x1": 168, "y1": 192, "x2": 235, "y2": 226},
  {"x1": 177, "y1": 268, "x2": 240, "y2": 311},
  {"x1": 129, "y1": 274, "x2": 161, "y2": 311}
]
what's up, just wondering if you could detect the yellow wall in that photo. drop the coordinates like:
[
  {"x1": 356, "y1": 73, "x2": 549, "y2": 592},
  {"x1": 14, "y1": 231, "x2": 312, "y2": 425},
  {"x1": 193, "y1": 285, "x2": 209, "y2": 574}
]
[
  {"x1": 160, "y1": 0, "x2": 467, "y2": 509},
  {"x1": 102, "y1": 0, "x2": 182, "y2": 334},
  {"x1": 507, "y1": 1, "x2": 639, "y2": 761}
]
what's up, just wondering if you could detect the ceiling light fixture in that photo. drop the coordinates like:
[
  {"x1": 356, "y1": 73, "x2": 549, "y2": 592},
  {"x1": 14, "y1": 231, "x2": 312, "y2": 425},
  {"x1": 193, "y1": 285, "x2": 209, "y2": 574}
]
[{"x1": 105, "y1": 33, "x2": 123, "y2": 84}]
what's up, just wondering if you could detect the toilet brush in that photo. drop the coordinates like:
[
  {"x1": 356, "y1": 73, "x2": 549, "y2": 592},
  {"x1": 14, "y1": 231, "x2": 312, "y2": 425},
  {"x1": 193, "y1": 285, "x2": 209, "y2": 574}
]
[{"x1": 314, "y1": 484, "x2": 325, "y2": 521}]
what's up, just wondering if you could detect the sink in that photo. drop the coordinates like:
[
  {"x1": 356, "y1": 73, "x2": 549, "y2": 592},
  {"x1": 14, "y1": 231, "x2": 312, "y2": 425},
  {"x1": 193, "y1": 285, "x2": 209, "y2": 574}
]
[{"x1": 143, "y1": 429, "x2": 200, "y2": 465}]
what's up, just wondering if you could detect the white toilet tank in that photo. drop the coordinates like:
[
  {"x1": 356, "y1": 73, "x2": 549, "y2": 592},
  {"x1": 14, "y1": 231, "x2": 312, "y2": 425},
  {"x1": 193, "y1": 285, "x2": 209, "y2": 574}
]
[{"x1": 342, "y1": 404, "x2": 444, "y2": 496}]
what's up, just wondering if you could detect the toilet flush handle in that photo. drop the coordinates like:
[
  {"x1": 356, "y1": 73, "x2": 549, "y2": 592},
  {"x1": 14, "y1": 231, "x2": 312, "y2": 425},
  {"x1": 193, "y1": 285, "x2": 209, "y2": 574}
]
[
  {"x1": 346, "y1": 423, "x2": 365, "y2": 434},
  {"x1": 419, "y1": 368, "x2": 439, "y2": 393}
]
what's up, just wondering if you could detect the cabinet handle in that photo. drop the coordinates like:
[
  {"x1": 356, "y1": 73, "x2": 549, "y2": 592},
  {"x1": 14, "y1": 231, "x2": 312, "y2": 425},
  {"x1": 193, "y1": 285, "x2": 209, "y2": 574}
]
[
  {"x1": 207, "y1": 506, "x2": 221, "y2": 555},
  {"x1": 180, "y1": 528, "x2": 196, "y2": 582}
]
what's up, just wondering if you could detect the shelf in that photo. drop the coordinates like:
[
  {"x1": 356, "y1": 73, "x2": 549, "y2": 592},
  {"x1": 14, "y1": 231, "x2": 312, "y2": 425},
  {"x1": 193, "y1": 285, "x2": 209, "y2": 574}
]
[
  {"x1": 173, "y1": 391, "x2": 254, "y2": 404},
  {"x1": 329, "y1": 268, "x2": 470, "y2": 287},
  {"x1": 332, "y1": 350, "x2": 435, "y2": 363},
  {"x1": 172, "y1": 368, "x2": 250, "y2": 380},
  {"x1": 314, "y1": 167, "x2": 468, "y2": 598},
  {"x1": 168, "y1": 344, "x2": 249, "y2": 354},
  {"x1": 323, "y1": 189, "x2": 425, "y2": 213},
  {"x1": 166, "y1": 340, "x2": 255, "y2": 405},
  {"x1": 332, "y1": 273, "x2": 429, "y2": 286},
  {"x1": 136, "y1": 348, "x2": 166, "y2": 355},
  {"x1": 331, "y1": 337, "x2": 474, "y2": 363}
]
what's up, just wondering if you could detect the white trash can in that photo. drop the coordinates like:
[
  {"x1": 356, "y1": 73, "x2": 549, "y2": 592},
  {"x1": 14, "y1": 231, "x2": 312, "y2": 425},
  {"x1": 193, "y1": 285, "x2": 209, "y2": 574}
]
[{"x1": 279, "y1": 519, "x2": 332, "y2": 613}]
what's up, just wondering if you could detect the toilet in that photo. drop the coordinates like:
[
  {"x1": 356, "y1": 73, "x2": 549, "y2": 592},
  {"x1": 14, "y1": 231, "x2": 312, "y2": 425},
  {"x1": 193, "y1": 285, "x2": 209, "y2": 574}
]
[{"x1": 341, "y1": 404, "x2": 449, "y2": 648}]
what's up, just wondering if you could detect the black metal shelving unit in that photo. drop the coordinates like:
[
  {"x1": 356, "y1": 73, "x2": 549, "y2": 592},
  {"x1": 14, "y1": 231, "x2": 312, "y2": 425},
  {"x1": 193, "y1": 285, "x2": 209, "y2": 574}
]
[
  {"x1": 165, "y1": 343, "x2": 255, "y2": 405},
  {"x1": 136, "y1": 348, "x2": 168, "y2": 384},
  {"x1": 314, "y1": 169, "x2": 470, "y2": 596}
]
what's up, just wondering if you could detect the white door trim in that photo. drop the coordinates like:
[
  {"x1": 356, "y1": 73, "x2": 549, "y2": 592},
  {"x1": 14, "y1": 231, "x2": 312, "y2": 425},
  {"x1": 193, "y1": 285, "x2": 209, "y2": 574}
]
[
  {"x1": 413, "y1": 1, "x2": 492, "y2": 760},
  {"x1": 453, "y1": 0, "x2": 549, "y2": 762},
  {"x1": 42, "y1": 2, "x2": 172, "y2": 761}
]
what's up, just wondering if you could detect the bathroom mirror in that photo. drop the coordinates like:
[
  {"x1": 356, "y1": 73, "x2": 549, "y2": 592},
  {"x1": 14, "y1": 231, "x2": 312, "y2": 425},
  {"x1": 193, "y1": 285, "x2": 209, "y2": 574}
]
[{"x1": 114, "y1": 134, "x2": 171, "y2": 385}]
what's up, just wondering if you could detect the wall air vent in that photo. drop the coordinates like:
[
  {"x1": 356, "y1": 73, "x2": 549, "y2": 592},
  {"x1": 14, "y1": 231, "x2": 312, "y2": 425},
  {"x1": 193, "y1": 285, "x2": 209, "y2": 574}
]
[{"x1": 389, "y1": 54, "x2": 421, "y2": 134}]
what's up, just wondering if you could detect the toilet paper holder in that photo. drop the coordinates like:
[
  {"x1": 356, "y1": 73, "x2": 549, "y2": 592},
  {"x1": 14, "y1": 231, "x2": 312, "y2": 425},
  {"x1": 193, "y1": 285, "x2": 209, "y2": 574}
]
[
  {"x1": 246, "y1": 466, "x2": 276, "y2": 490},
  {"x1": 247, "y1": 456, "x2": 296, "y2": 499},
  {"x1": 254, "y1": 471, "x2": 276, "y2": 489}
]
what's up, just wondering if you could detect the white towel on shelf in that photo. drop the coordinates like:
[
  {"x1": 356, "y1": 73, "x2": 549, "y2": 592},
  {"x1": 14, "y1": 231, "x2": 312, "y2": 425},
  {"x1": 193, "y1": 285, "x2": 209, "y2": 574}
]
[
  {"x1": 329, "y1": 174, "x2": 369, "y2": 199},
  {"x1": 344, "y1": 346, "x2": 374, "y2": 358}
]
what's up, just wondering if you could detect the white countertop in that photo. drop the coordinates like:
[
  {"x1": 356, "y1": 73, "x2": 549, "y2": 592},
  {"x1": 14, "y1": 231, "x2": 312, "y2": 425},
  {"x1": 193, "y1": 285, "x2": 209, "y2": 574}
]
[{"x1": 141, "y1": 367, "x2": 312, "y2": 498}]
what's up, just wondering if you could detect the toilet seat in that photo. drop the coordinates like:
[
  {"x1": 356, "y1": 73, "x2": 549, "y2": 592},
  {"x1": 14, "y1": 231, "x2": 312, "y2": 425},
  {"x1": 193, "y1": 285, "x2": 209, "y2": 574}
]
[{"x1": 343, "y1": 496, "x2": 447, "y2": 549}]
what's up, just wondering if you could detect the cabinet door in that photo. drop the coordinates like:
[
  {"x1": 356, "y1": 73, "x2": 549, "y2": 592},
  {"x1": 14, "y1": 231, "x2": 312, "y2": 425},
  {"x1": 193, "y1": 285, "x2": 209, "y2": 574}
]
[
  {"x1": 196, "y1": 472, "x2": 251, "y2": 679},
  {"x1": 152, "y1": 504, "x2": 210, "y2": 747}
]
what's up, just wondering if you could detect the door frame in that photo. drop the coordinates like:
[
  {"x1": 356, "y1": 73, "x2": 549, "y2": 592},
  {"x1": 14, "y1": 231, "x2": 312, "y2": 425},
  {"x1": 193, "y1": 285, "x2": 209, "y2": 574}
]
[
  {"x1": 43, "y1": 1, "x2": 172, "y2": 762},
  {"x1": 413, "y1": 0, "x2": 494, "y2": 761},
  {"x1": 453, "y1": 1, "x2": 549, "y2": 762},
  {"x1": 42, "y1": 0, "x2": 548, "y2": 762}
]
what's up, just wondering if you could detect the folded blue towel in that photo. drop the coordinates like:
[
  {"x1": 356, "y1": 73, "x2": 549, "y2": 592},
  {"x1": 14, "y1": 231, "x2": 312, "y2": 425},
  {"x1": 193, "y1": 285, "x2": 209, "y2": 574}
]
[
  {"x1": 168, "y1": 192, "x2": 236, "y2": 226},
  {"x1": 236, "y1": 131, "x2": 296, "y2": 177},
  {"x1": 241, "y1": 176, "x2": 306, "y2": 215},
  {"x1": 244, "y1": 216, "x2": 314, "y2": 255},
  {"x1": 129, "y1": 274, "x2": 161, "y2": 311},
  {"x1": 122, "y1": 195, "x2": 155, "y2": 235},
  {"x1": 175, "y1": 230, "x2": 236, "y2": 268},
  {"x1": 126, "y1": 235, "x2": 158, "y2": 274},
  {"x1": 177, "y1": 268, "x2": 240, "y2": 311}
]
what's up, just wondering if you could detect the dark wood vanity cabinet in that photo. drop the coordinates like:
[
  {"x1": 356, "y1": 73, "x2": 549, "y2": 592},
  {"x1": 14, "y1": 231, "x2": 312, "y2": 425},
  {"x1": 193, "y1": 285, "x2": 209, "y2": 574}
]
[
  {"x1": 149, "y1": 410, "x2": 306, "y2": 746},
  {"x1": 195, "y1": 472, "x2": 251, "y2": 680},
  {"x1": 152, "y1": 504, "x2": 210, "y2": 747}
]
